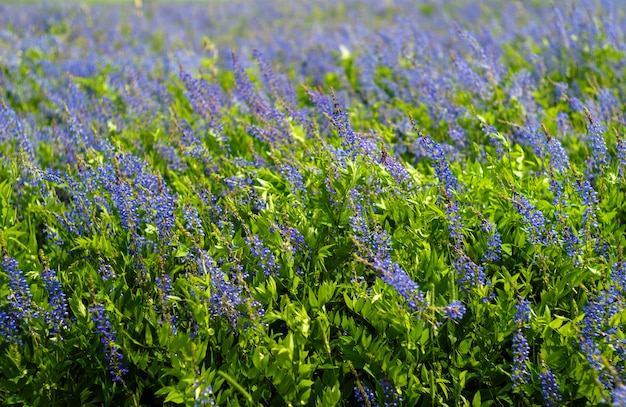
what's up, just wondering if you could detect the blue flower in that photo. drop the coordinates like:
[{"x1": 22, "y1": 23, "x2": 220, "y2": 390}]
[
  {"x1": 41, "y1": 267, "x2": 69, "y2": 338},
  {"x1": 481, "y1": 219, "x2": 502, "y2": 263},
  {"x1": 155, "y1": 272, "x2": 177, "y2": 334},
  {"x1": 451, "y1": 55, "x2": 488, "y2": 97},
  {"x1": 556, "y1": 112, "x2": 571, "y2": 136},
  {"x1": 194, "y1": 381, "x2": 216, "y2": 406},
  {"x1": 91, "y1": 303, "x2": 128, "y2": 385},
  {"x1": 511, "y1": 328, "x2": 530, "y2": 389},
  {"x1": 613, "y1": 383, "x2": 626, "y2": 407},
  {"x1": 539, "y1": 367, "x2": 561, "y2": 407},
  {"x1": 330, "y1": 93, "x2": 358, "y2": 153},
  {"x1": 183, "y1": 203, "x2": 204, "y2": 237},
  {"x1": 584, "y1": 109, "x2": 608, "y2": 169},
  {"x1": 617, "y1": 136, "x2": 626, "y2": 179},
  {"x1": 378, "y1": 147, "x2": 414, "y2": 188},
  {"x1": 577, "y1": 261, "x2": 626, "y2": 390},
  {"x1": 0, "y1": 256, "x2": 35, "y2": 344},
  {"x1": 232, "y1": 52, "x2": 283, "y2": 126},
  {"x1": 0, "y1": 309, "x2": 20, "y2": 344},
  {"x1": 379, "y1": 378, "x2": 403, "y2": 407},
  {"x1": 278, "y1": 164, "x2": 306, "y2": 194},
  {"x1": 179, "y1": 66, "x2": 225, "y2": 123},
  {"x1": 454, "y1": 251, "x2": 486, "y2": 293},
  {"x1": 98, "y1": 259, "x2": 116, "y2": 282},
  {"x1": 446, "y1": 201, "x2": 464, "y2": 249},
  {"x1": 514, "y1": 298, "x2": 532, "y2": 325},
  {"x1": 354, "y1": 378, "x2": 402, "y2": 407},
  {"x1": 512, "y1": 192, "x2": 552, "y2": 246},
  {"x1": 3, "y1": 257, "x2": 33, "y2": 323},
  {"x1": 377, "y1": 260, "x2": 427, "y2": 313},
  {"x1": 443, "y1": 300, "x2": 466, "y2": 321},
  {"x1": 415, "y1": 135, "x2": 459, "y2": 196},
  {"x1": 562, "y1": 226, "x2": 582, "y2": 265},
  {"x1": 546, "y1": 135, "x2": 569, "y2": 172},
  {"x1": 253, "y1": 48, "x2": 297, "y2": 106},
  {"x1": 574, "y1": 178, "x2": 599, "y2": 230},
  {"x1": 354, "y1": 382, "x2": 376, "y2": 407},
  {"x1": 246, "y1": 235, "x2": 278, "y2": 278},
  {"x1": 197, "y1": 251, "x2": 264, "y2": 328}
]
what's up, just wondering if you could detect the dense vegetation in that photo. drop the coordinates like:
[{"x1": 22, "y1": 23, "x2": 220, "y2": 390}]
[{"x1": 0, "y1": 0, "x2": 625, "y2": 405}]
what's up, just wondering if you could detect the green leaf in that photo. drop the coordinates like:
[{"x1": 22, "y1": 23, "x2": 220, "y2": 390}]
[
  {"x1": 218, "y1": 371, "x2": 253, "y2": 403},
  {"x1": 163, "y1": 389, "x2": 185, "y2": 404},
  {"x1": 308, "y1": 287, "x2": 319, "y2": 309},
  {"x1": 472, "y1": 390, "x2": 481, "y2": 407}
]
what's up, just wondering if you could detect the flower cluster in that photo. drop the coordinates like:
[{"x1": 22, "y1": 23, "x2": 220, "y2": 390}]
[
  {"x1": 443, "y1": 300, "x2": 466, "y2": 321},
  {"x1": 454, "y1": 252, "x2": 486, "y2": 293},
  {"x1": 514, "y1": 298, "x2": 532, "y2": 325},
  {"x1": 584, "y1": 109, "x2": 608, "y2": 170},
  {"x1": 194, "y1": 380, "x2": 216, "y2": 406},
  {"x1": 480, "y1": 219, "x2": 502, "y2": 263},
  {"x1": 330, "y1": 93, "x2": 359, "y2": 155},
  {"x1": 578, "y1": 261, "x2": 626, "y2": 390},
  {"x1": 253, "y1": 49, "x2": 297, "y2": 107},
  {"x1": 197, "y1": 251, "x2": 264, "y2": 328},
  {"x1": 354, "y1": 382, "x2": 376, "y2": 406},
  {"x1": 617, "y1": 136, "x2": 626, "y2": 179},
  {"x1": 179, "y1": 66, "x2": 225, "y2": 123},
  {"x1": 511, "y1": 328, "x2": 530, "y2": 390},
  {"x1": 574, "y1": 177, "x2": 599, "y2": 230},
  {"x1": 511, "y1": 299, "x2": 532, "y2": 390},
  {"x1": 183, "y1": 203, "x2": 204, "y2": 238},
  {"x1": 350, "y1": 207, "x2": 392, "y2": 261},
  {"x1": 91, "y1": 303, "x2": 128, "y2": 385},
  {"x1": 279, "y1": 164, "x2": 306, "y2": 194},
  {"x1": 378, "y1": 148, "x2": 414, "y2": 187},
  {"x1": 354, "y1": 379, "x2": 402, "y2": 407},
  {"x1": 156, "y1": 272, "x2": 177, "y2": 334},
  {"x1": 545, "y1": 135, "x2": 569, "y2": 172},
  {"x1": 539, "y1": 367, "x2": 561, "y2": 407},
  {"x1": 375, "y1": 258, "x2": 426, "y2": 313},
  {"x1": 511, "y1": 192, "x2": 553, "y2": 246},
  {"x1": 246, "y1": 235, "x2": 278, "y2": 278},
  {"x1": 0, "y1": 257, "x2": 34, "y2": 344},
  {"x1": 414, "y1": 135, "x2": 459, "y2": 196},
  {"x1": 446, "y1": 200, "x2": 464, "y2": 249},
  {"x1": 349, "y1": 188, "x2": 428, "y2": 314},
  {"x1": 41, "y1": 267, "x2": 69, "y2": 338},
  {"x1": 613, "y1": 384, "x2": 626, "y2": 407},
  {"x1": 98, "y1": 259, "x2": 116, "y2": 282}
]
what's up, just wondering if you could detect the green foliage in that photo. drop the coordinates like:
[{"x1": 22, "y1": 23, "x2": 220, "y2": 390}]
[{"x1": 1, "y1": 1, "x2": 626, "y2": 406}]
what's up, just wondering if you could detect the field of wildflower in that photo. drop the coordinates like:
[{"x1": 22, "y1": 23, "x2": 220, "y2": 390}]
[{"x1": 0, "y1": 0, "x2": 625, "y2": 405}]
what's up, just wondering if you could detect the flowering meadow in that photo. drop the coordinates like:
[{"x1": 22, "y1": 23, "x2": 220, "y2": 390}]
[{"x1": 1, "y1": 0, "x2": 626, "y2": 405}]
